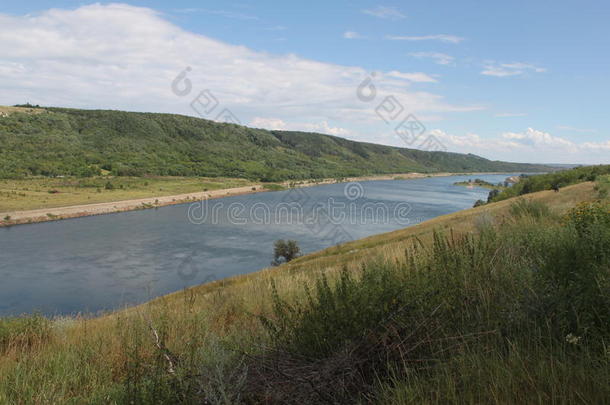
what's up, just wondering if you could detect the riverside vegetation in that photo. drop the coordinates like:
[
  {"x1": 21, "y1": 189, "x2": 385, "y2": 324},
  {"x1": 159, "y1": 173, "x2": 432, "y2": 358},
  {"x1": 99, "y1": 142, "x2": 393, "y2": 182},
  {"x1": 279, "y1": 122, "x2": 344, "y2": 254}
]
[{"x1": 0, "y1": 168, "x2": 608, "y2": 404}]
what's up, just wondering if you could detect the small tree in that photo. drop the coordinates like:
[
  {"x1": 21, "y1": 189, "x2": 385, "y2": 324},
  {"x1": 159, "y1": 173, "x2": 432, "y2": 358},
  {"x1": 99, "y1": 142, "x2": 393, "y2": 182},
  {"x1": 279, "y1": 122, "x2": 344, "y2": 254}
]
[
  {"x1": 487, "y1": 189, "x2": 500, "y2": 203},
  {"x1": 551, "y1": 182, "x2": 560, "y2": 192},
  {"x1": 272, "y1": 239, "x2": 301, "y2": 265}
]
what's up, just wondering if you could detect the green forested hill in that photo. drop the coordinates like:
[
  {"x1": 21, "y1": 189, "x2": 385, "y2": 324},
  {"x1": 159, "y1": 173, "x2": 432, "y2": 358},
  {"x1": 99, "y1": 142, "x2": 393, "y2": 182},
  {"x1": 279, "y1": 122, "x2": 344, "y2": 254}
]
[{"x1": 0, "y1": 107, "x2": 550, "y2": 180}]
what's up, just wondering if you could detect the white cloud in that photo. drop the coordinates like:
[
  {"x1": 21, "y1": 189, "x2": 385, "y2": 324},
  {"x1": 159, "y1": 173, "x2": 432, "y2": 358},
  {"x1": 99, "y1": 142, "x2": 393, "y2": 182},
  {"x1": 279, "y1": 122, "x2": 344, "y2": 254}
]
[
  {"x1": 386, "y1": 34, "x2": 464, "y2": 44},
  {"x1": 409, "y1": 52, "x2": 454, "y2": 65},
  {"x1": 501, "y1": 128, "x2": 574, "y2": 149},
  {"x1": 482, "y1": 62, "x2": 546, "y2": 77},
  {"x1": 362, "y1": 6, "x2": 405, "y2": 20},
  {"x1": 386, "y1": 71, "x2": 438, "y2": 83},
  {"x1": 300, "y1": 121, "x2": 350, "y2": 136},
  {"x1": 343, "y1": 31, "x2": 364, "y2": 39},
  {"x1": 430, "y1": 128, "x2": 609, "y2": 164},
  {"x1": 581, "y1": 140, "x2": 610, "y2": 150},
  {"x1": 250, "y1": 117, "x2": 349, "y2": 136},
  {"x1": 173, "y1": 8, "x2": 258, "y2": 20},
  {"x1": 250, "y1": 117, "x2": 287, "y2": 130},
  {"x1": 556, "y1": 125, "x2": 597, "y2": 133},
  {"x1": 0, "y1": 3, "x2": 472, "y2": 131}
]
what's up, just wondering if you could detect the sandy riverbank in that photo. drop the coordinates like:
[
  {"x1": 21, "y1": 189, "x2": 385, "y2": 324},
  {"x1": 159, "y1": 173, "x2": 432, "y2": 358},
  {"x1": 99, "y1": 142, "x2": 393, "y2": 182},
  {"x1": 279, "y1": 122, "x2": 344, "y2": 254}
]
[{"x1": 0, "y1": 172, "x2": 502, "y2": 227}]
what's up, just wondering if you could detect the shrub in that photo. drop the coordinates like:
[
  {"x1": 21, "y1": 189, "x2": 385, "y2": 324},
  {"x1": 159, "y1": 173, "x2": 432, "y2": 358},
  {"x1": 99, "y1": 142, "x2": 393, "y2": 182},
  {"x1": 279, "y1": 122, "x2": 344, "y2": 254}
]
[
  {"x1": 473, "y1": 199, "x2": 485, "y2": 208},
  {"x1": 272, "y1": 240, "x2": 301, "y2": 265},
  {"x1": 487, "y1": 189, "x2": 500, "y2": 202}
]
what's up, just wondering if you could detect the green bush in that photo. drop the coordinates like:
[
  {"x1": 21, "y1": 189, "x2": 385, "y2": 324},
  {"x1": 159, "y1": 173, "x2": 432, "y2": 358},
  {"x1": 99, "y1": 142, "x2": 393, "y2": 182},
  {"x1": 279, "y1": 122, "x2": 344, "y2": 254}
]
[{"x1": 272, "y1": 239, "x2": 301, "y2": 265}]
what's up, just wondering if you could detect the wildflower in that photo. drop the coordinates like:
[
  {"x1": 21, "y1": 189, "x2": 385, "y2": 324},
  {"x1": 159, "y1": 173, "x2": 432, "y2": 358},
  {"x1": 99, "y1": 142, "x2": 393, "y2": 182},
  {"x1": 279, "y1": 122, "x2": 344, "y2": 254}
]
[{"x1": 565, "y1": 333, "x2": 581, "y2": 345}]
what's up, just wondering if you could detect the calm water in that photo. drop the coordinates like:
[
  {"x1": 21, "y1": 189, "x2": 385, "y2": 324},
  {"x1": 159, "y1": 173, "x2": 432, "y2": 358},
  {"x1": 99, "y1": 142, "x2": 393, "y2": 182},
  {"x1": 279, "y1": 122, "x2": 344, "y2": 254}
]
[{"x1": 0, "y1": 174, "x2": 515, "y2": 316}]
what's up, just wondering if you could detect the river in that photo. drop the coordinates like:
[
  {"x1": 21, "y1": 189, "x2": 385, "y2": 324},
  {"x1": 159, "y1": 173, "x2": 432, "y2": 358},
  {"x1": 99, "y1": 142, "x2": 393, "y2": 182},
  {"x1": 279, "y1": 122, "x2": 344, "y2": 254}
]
[{"x1": 0, "y1": 174, "x2": 516, "y2": 316}]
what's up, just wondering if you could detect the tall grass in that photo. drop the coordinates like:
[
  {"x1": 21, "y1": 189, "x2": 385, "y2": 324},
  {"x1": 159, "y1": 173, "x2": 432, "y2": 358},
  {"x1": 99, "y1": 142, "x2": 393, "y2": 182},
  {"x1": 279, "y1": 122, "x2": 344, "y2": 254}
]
[
  {"x1": 249, "y1": 199, "x2": 610, "y2": 403},
  {"x1": 0, "y1": 314, "x2": 50, "y2": 353}
]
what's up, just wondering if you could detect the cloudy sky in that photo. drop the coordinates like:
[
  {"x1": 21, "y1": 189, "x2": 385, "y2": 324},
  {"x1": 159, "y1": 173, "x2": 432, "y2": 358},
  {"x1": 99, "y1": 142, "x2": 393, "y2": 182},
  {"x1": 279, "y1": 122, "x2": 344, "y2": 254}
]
[{"x1": 1, "y1": 1, "x2": 609, "y2": 164}]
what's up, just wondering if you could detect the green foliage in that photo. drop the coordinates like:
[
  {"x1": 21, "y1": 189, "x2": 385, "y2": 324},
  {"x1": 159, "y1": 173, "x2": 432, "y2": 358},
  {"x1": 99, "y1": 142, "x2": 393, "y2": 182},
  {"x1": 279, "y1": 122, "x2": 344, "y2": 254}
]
[
  {"x1": 0, "y1": 107, "x2": 550, "y2": 180},
  {"x1": 491, "y1": 165, "x2": 610, "y2": 202},
  {"x1": 486, "y1": 188, "x2": 500, "y2": 202},
  {"x1": 272, "y1": 239, "x2": 301, "y2": 265}
]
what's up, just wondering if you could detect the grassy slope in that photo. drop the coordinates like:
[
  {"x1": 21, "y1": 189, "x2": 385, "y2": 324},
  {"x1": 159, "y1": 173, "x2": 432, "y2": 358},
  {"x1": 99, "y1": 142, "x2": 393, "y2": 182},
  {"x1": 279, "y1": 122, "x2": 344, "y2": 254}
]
[
  {"x1": 0, "y1": 180, "x2": 603, "y2": 404},
  {"x1": 0, "y1": 107, "x2": 550, "y2": 180}
]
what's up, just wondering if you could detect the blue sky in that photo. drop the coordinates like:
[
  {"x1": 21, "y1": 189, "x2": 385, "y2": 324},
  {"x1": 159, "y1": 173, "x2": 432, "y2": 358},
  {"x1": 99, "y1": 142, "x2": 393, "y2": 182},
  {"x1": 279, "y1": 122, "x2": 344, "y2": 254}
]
[{"x1": 1, "y1": 1, "x2": 609, "y2": 163}]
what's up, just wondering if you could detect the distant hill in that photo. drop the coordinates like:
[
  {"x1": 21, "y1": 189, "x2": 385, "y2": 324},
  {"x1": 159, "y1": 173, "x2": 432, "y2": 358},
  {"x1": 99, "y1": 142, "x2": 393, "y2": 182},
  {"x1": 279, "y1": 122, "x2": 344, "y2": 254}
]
[{"x1": 0, "y1": 107, "x2": 551, "y2": 180}]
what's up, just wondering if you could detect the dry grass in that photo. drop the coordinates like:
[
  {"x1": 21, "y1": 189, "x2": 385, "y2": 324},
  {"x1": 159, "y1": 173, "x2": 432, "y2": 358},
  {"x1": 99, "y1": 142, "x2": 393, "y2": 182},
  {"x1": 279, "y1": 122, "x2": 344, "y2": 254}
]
[
  {"x1": 0, "y1": 176, "x2": 254, "y2": 212},
  {"x1": 0, "y1": 106, "x2": 47, "y2": 117}
]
